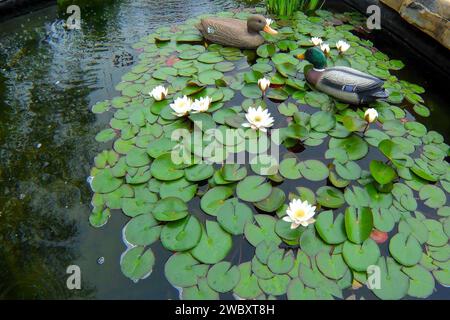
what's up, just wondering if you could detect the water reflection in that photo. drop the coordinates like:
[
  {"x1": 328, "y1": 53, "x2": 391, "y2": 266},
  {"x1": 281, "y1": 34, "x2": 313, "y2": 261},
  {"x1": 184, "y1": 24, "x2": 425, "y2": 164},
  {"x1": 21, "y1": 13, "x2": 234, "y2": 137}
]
[{"x1": 0, "y1": 0, "x2": 251, "y2": 299}]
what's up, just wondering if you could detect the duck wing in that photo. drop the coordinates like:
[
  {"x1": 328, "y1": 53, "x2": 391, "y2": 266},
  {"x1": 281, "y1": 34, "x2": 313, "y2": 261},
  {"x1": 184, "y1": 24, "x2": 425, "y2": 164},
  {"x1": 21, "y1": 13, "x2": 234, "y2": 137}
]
[{"x1": 320, "y1": 66, "x2": 384, "y2": 94}]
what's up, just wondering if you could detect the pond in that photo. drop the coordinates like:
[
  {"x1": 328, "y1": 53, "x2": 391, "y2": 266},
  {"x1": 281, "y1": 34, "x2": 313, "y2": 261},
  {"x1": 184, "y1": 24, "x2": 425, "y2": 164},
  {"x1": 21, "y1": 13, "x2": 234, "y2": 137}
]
[{"x1": 0, "y1": 0, "x2": 448, "y2": 300}]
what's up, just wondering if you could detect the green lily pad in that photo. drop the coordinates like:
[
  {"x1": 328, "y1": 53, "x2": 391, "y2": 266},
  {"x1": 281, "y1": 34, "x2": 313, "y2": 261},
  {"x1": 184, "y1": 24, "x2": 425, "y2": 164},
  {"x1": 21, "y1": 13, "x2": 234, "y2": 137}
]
[
  {"x1": 419, "y1": 185, "x2": 446, "y2": 209},
  {"x1": 153, "y1": 197, "x2": 189, "y2": 222},
  {"x1": 402, "y1": 265, "x2": 435, "y2": 298},
  {"x1": 124, "y1": 213, "x2": 161, "y2": 246},
  {"x1": 279, "y1": 158, "x2": 302, "y2": 179},
  {"x1": 150, "y1": 153, "x2": 185, "y2": 181},
  {"x1": 298, "y1": 160, "x2": 329, "y2": 181},
  {"x1": 91, "y1": 169, "x2": 123, "y2": 193},
  {"x1": 207, "y1": 261, "x2": 240, "y2": 293},
  {"x1": 267, "y1": 249, "x2": 295, "y2": 274},
  {"x1": 216, "y1": 198, "x2": 253, "y2": 235},
  {"x1": 371, "y1": 257, "x2": 409, "y2": 300},
  {"x1": 254, "y1": 187, "x2": 286, "y2": 212},
  {"x1": 345, "y1": 207, "x2": 373, "y2": 244},
  {"x1": 184, "y1": 163, "x2": 214, "y2": 181},
  {"x1": 191, "y1": 221, "x2": 232, "y2": 264},
  {"x1": 237, "y1": 176, "x2": 272, "y2": 202},
  {"x1": 316, "y1": 186, "x2": 345, "y2": 209},
  {"x1": 120, "y1": 246, "x2": 155, "y2": 282},
  {"x1": 342, "y1": 238, "x2": 380, "y2": 272},
  {"x1": 329, "y1": 135, "x2": 368, "y2": 160},
  {"x1": 310, "y1": 111, "x2": 336, "y2": 132},
  {"x1": 161, "y1": 215, "x2": 202, "y2": 251},
  {"x1": 315, "y1": 211, "x2": 347, "y2": 244},
  {"x1": 370, "y1": 160, "x2": 397, "y2": 185},
  {"x1": 165, "y1": 253, "x2": 208, "y2": 288},
  {"x1": 300, "y1": 228, "x2": 330, "y2": 257},
  {"x1": 258, "y1": 274, "x2": 290, "y2": 296},
  {"x1": 244, "y1": 214, "x2": 281, "y2": 247},
  {"x1": 389, "y1": 232, "x2": 422, "y2": 266},
  {"x1": 182, "y1": 278, "x2": 219, "y2": 300},
  {"x1": 159, "y1": 178, "x2": 198, "y2": 202},
  {"x1": 316, "y1": 252, "x2": 348, "y2": 280},
  {"x1": 200, "y1": 186, "x2": 234, "y2": 216},
  {"x1": 233, "y1": 262, "x2": 263, "y2": 299}
]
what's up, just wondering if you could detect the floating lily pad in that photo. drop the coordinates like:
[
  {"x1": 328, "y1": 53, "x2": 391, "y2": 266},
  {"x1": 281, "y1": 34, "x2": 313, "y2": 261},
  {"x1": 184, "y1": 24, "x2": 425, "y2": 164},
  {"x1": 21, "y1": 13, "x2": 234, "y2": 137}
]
[
  {"x1": 298, "y1": 160, "x2": 329, "y2": 181},
  {"x1": 342, "y1": 238, "x2": 380, "y2": 272},
  {"x1": 150, "y1": 153, "x2": 185, "y2": 181},
  {"x1": 161, "y1": 215, "x2": 202, "y2": 251},
  {"x1": 371, "y1": 257, "x2": 409, "y2": 300},
  {"x1": 191, "y1": 221, "x2": 232, "y2": 264},
  {"x1": 315, "y1": 211, "x2": 347, "y2": 245},
  {"x1": 233, "y1": 262, "x2": 263, "y2": 299},
  {"x1": 153, "y1": 197, "x2": 189, "y2": 222},
  {"x1": 124, "y1": 213, "x2": 161, "y2": 246},
  {"x1": 200, "y1": 186, "x2": 234, "y2": 216},
  {"x1": 316, "y1": 186, "x2": 345, "y2": 209},
  {"x1": 207, "y1": 261, "x2": 240, "y2": 293},
  {"x1": 389, "y1": 232, "x2": 422, "y2": 267},
  {"x1": 236, "y1": 176, "x2": 272, "y2": 202},
  {"x1": 120, "y1": 246, "x2": 155, "y2": 282},
  {"x1": 165, "y1": 253, "x2": 208, "y2": 288},
  {"x1": 216, "y1": 198, "x2": 253, "y2": 235},
  {"x1": 182, "y1": 278, "x2": 219, "y2": 300}
]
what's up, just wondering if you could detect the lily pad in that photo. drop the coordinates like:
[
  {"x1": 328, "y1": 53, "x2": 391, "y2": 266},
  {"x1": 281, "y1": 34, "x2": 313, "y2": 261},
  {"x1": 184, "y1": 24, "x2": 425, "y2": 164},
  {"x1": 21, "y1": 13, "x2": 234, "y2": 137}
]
[
  {"x1": 161, "y1": 215, "x2": 202, "y2": 251},
  {"x1": 200, "y1": 186, "x2": 234, "y2": 216},
  {"x1": 207, "y1": 261, "x2": 240, "y2": 293},
  {"x1": 165, "y1": 253, "x2": 208, "y2": 288},
  {"x1": 153, "y1": 197, "x2": 189, "y2": 222},
  {"x1": 316, "y1": 186, "x2": 345, "y2": 209},
  {"x1": 345, "y1": 207, "x2": 373, "y2": 244},
  {"x1": 389, "y1": 232, "x2": 422, "y2": 266},
  {"x1": 342, "y1": 238, "x2": 380, "y2": 272},
  {"x1": 216, "y1": 198, "x2": 253, "y2": 235},
  {"x1": 191, "y1": 221, "x2": 232, "y2": 264},
  {"x1": 124, "y1": 213, "x2": 161, "y2": 246},
  {"x1": 315, "y1": 211, "x2": 347, "y2": 245},
  {"x1": 120, "y1": 246, "x2": 155, "y2": 282},
  {"x1": 236, "y1": 176, "x2": 272, "y2": 202},
  {"x1": 150, "y1": 153, "x2": 185, "y2": 181}
]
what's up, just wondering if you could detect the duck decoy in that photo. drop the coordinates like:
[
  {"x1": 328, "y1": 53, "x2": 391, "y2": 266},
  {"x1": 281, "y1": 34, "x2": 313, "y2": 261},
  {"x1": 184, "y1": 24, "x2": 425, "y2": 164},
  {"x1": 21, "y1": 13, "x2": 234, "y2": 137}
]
[
  {"x1": 196, "y1": 14, "x2": 277, "y2": 49},
  {"x1": 297, "y1": 47, "x2": 389, "y2": 105}
]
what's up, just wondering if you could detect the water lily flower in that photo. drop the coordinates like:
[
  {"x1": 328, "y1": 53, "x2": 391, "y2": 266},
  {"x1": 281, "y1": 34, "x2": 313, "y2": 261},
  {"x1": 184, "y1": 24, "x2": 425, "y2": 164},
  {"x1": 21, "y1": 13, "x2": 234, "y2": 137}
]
[
  {"x1": 320, "y1": 43, "x2": 330, "y2": 55},
  {"x1": 283, "y1": 199, "x2": 316, "y2": 229},
  {"x1": 170, "y1": 95, "x2": 192, "y2": 117},
  {"x1": 266, "y1": 18, "x2": 273, "y2": 26},
  {"x1": 364, "y1": 108, "x2": 378, "y2": 123},
  {"x1": 336, "y1": 40, "x2": 350, "y2": 54},
  {"x1": 257, "y1": 77, "x2": 271, "y2": 94},
  {"x1": 150, "y1": 85, "x2": 168, "y2": 101},
  {"x1": 310, "y1": 37, "x2": 323, "y2": 46},
  {"x1": 242, "y1": 106, "x2": 274, "y2": 132},
  {"x1": 191, "y1": 96, "x2": 212, "y2": 113}
]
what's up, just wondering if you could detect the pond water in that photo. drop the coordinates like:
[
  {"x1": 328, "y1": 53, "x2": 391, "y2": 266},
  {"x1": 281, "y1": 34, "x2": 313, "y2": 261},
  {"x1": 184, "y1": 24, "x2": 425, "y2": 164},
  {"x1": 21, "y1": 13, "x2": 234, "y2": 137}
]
[{"x1": 0, "y1": 0, "x2": 448, "y2": 299}]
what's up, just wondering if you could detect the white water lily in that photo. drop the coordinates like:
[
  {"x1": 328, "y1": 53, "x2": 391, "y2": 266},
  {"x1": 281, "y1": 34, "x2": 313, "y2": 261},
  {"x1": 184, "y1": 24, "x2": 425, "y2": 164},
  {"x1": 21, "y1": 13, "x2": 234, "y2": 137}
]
[
  {"x1": 242, "y1": 106, "x2": 274, "y2": 132},
  {"x1": 336, "y1": 40, "x2": 350, "y2": 53},
  {"x1": 364, "y1": 108, "x2": 378, "y2": 123},
  {"x1": 191, "y1": 96, "x2": 212, "y2": 113},
  {"x1": 283, "y1": 199, "x2": 316, "y2": 229},
  {"x1": 257, "y1": 77, "x2": 271, "y2": 93},
  {"x1": 320, "y1": 43, "x2": 330, "y2": 55},
  {"x1": 310, "y1": 37, "x2": 323, "y2": 46},
  {"x1": 170, "y1": 95, "x2": 192, "y2": 117},
  {"x1": 266, "y1": 18, "x2": 273, "y2": 26},
  {"x1": 150, "y1": 85, "x2": 168, "y2": 101}
]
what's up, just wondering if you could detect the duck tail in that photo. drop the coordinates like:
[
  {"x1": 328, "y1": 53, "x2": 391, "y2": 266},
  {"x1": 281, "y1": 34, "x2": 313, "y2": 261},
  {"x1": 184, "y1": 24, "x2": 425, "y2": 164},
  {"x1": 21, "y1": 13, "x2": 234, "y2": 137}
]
[{"x1": 372, "y1": 88, "x2": 389, "y2": 100}]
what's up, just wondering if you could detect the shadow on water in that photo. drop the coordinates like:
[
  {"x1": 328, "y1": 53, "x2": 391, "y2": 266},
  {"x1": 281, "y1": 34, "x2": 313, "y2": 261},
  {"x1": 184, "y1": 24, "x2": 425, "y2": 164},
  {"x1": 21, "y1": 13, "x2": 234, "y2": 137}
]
[{"x1": 0, "y1": 0, "x2": 448, "y2": 299}]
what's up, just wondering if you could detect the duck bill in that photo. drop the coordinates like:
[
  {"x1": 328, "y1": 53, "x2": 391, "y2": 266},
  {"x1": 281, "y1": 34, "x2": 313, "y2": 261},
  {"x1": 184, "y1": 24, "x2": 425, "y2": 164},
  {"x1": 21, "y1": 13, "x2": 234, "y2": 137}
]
[
  {"x1": 296, "y1": 53, "x2": 305, "y2": 60},
  {"x1": 263, "y1": 25, "x2": 278, "y2": 35}
]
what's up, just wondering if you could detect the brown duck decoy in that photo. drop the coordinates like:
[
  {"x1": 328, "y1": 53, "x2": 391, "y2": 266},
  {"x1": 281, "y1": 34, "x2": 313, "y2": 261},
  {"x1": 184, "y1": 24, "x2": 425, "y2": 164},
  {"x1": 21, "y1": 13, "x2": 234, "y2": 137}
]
[{"x1": 196, "y1": 14, "x2": 278, "y2": 49}]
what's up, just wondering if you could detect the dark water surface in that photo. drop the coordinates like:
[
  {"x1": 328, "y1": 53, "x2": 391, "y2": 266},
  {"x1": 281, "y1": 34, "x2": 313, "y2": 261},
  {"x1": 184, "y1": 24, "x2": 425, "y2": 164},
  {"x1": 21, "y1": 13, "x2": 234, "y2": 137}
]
[{"x1": 0, "y1": 0, "x2": 448, "y2": 299}]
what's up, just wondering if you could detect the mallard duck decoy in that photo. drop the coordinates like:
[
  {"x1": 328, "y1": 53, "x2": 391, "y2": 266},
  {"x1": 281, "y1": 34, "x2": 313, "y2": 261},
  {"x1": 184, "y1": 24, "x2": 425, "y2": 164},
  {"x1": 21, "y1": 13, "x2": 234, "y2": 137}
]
[
  {"x1": 297, "y1": 47, "x2": 389, "y2": 105},
  {"x1": 196, "y1": 14, "x2": 277, "y2": 49}
]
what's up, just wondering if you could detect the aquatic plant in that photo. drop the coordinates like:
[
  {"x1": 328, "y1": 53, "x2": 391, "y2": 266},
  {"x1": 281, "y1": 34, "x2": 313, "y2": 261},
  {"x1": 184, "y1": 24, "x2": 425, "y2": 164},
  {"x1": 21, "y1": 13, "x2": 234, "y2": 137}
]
[
  {"x1": 89, "y1": 8, "x2": 449, "y2": 300},
  {"x1": 266, "y1": 0, "x2": 323, "y2": 16}
]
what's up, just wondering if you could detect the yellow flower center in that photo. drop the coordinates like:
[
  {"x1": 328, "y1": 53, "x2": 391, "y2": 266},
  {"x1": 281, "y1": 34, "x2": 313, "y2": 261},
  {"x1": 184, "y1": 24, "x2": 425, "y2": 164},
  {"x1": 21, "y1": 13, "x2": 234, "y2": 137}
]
[
  {"x1": 293, "y1": 209, "x2": 306, "y2": 219},
  {"x1": 254, "y1": 115, "x2": 262, "y2": 122}
]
